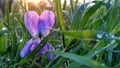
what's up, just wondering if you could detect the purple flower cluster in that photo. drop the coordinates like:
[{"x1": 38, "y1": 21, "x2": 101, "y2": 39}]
[{"x1": 20, "y1": 10, "x2": 55, "y2": 60}]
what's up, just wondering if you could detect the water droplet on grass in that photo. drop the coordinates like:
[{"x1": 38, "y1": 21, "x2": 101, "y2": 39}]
[
  {"x1": 97, "y1": 33, "x2": 103, "y2": 38},
  {"x1": 20, "y1": 39, "x2": 23, "y2": 42},
  {"x1": 96, "y1": 39, "x2": 99, "y2": 42},
  {"x1": 7, "y1": 59, "x2": 10, "y2": 61},
  {"x1": 111, "y1": 35, "x2": 115, "y2": 38},
  {"x1": 2, "y1": 27, "x2": 7, "y2": 31},
  {"x1": 108, "y1": 33, "x2": 115, "y2": 37},
  {"x1": 105, "y1": 34, "x2": 108, "y2": 37}
]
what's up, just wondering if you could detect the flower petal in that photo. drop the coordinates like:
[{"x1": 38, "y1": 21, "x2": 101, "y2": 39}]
[
  {"x1": 48, "y1": 53, "x2": 54, "y2": 61},
  {"x1": 38, "y1": 43, "x2": 52, "y2": 55},
  {"x1": 20, "y1": 40, "x2": 33, "y2": 58},
  {"x1": 30, "y1": 38, "x2": 40, "y2": 51},
  {"x1": 38, "y1": 10, "x2": 55, "y2": 37},
  {"x1": 24, "y1": 11, "x2": 39, "y2": 38}
]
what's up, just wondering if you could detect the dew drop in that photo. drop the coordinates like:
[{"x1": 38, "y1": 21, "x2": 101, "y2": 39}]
[
  {"x1": 20, "y1": 39, "x2": 23, "y2": 42},
  {"x1": 58, "y1": 44, "x2": 63, "y2": 47},
  {"x1": 105, "y1": 34, "x2": 108, "y2": 37},
  {"x1": 108, "y1": 33, "x2": 115, "y2": 38},
  {"x1": 96, "y1": 39, "x2": 99, "y2": 42},
  {"x1": 97, "y1": 33, "x2": 103, "y2": 38},
  {"x1": 2, "y1": 27, "x2": 7, "y2": 30},
  {"x1": 111, "y1": 35, "x2": 115, "y2": 38},
  {"x1": 113, "y1": 45, "x2": 117, "y2": 48},
  {"x1": 94, "y1": 50, "x2": 99, "y2": 54},
  {"x1": 7, "y1": 58, "x2": 10, "y2": 61}
]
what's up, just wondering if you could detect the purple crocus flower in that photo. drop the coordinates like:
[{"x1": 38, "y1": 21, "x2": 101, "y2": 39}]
[{"x1": 20, "y1": 10, "x2": 55, "y2": 60}]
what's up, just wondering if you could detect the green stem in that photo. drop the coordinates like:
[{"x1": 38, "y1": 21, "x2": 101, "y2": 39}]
[
  {"x1": 70, "y1": 0, "x2": 74, "y2": 15},
  {"x1": 55, "y1": 0, "x2": 65, "y2": 30},
  {"x1": 55, "y1": 0, "x2": 65, "y2": 47},
  {"x1": 63, "y1": 0, "x2": 67, "y2": 10}
]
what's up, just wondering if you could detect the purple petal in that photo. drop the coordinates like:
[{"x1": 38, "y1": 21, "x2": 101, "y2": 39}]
[
  {"x1": 24, "y1": 11, "x2": 39, "y2": 38},
  {"x1": 48, "y1": 53, "x2": 54, "y2": 61},
  {"x1": 30, "y1": 38, "x2": 40, "y2": 51},
  {"x1": 38, "y1": 10, "x2": 55, "y2": 37},
  {"x1": 20, "y1": 40, "x2": 33, "y2": 58},
  {"x1": 38, "y1": 43, "x2": 52, "y2": 55}
]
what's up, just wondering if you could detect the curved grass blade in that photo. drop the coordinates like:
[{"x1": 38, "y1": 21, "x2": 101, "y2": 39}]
[
  {"x1": 105, "y1": 0, "x2": 120, "y2": 32},
  {"x1": 112, "y1": 24, "x2": 120, "y2": 34},
  {"x1": 91, "y1": 18, "x2": 104, "y2": 29},
  {"x1": 79, "y1": 1, "x2": 105, "y2": 29},
  {"x1": 70, "y1": 3, "x2": 89, "y2": 30},
  {"x1": 62, "y1": 30, "x2": 120, "y2": 40},
  {"x1": 67, "y1": 62, "x2": 80, "y2": 68},
  {"x1": 50, "y1": 51, "x2": 108, "y2": 68},
  {"x1": 66, "y1": 3, "x2": 89, "y2": 47},
  {"x1": 91, "y1": 8, "x2": 111, "y2": 30},
  {"x1": 62, "y1": 10, "x2": 72, "y2": 22},
  {"x1": 70, "y1": 0, "x2": 74, "y2": 15},
  {"x1": 86, "y1": 40, "x2": 117, "y2": 58}
]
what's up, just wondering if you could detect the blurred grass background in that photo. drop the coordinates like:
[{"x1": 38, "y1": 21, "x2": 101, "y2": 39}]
[{"x1": 0, "y1": 0, "x2": 120, "y2": 68}]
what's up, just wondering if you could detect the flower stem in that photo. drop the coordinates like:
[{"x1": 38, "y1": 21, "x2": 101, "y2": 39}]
[
  {"x1": 55, "y1": 0, "x2": 65, "y2": 30},
  {"x1": 55, "y1": 0, "x2": 65, "y2": 47}
]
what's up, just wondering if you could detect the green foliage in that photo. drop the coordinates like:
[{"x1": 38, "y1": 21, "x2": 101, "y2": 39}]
[
  {"x1": 50, "y1": 51, "x2": 108, "y2": 68},
  {"x1": 0, "y1": 0, "x2": 120, "y2": 68},
  {"x1": 62, "y1": 30, "x2": 120, "y2": 40}
]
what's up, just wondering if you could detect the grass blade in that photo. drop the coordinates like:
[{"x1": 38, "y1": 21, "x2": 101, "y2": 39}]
[
  {"x1": 50, "y1": 51, "x2": 108, "y2": 68},
  {"x1": 62, "y1": 30, "x2": 120, "y2": 40}
]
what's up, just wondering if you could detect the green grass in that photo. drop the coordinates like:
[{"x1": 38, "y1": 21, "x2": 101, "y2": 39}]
[{"x1": 0, "y1": 0, "x2": 120, "y2": 68}]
